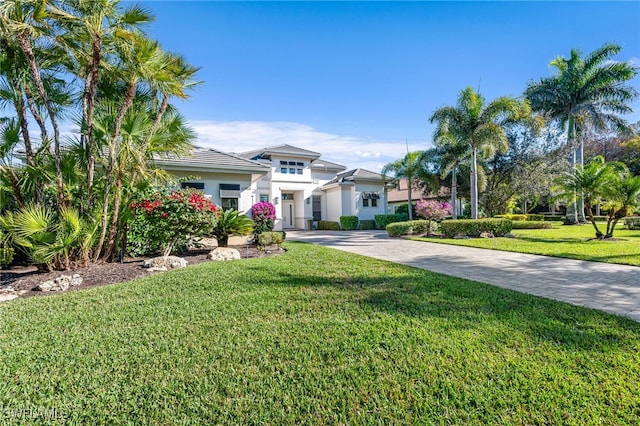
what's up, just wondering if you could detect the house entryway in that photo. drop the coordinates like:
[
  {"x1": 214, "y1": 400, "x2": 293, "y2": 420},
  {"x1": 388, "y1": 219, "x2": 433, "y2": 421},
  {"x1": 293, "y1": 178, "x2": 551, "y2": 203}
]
[{"x1": 282, "y1": 193, "x2": 296, "y2": 229}]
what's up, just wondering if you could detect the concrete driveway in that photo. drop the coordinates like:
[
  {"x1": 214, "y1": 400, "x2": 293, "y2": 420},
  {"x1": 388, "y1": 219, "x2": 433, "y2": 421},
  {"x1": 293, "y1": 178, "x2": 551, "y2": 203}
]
[{"x1": 287, "y1": 230, "x2": 640, "y2": 322}]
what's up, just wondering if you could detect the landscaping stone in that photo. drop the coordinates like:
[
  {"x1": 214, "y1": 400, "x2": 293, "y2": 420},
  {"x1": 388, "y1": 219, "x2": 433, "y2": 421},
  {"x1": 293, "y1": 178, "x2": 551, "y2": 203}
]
[
  {"x1": 143, "y1": 256, "x2": 188, "y2": 272},
  {"x1": 34, "y1": 274, "x2": 83, "y2": 292},
  {"x1": 0, "y1": 287, "x2": 19, "y2": 302},
  {"x1": 504, "y1": 233, "x2": 517, "y2": 238},
  {"x1": 479, "y1": 232, "x2": 493, "y2": 238},
  {"x1": 453, "y1": 235, "x2": 470, "y2": 239},
  {"x1": 207, "y1": 247, "x2": 241, "y2": 261}
]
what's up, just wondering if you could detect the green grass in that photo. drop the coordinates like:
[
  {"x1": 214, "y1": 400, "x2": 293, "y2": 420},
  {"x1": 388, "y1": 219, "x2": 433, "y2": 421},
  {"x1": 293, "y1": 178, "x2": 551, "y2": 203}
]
[
  {"x1": 1, "y1": 242, "x2": 639, "y2": 424},
  {"x1": 413, "y1": 222, "x2": 640, "y2": 266}
]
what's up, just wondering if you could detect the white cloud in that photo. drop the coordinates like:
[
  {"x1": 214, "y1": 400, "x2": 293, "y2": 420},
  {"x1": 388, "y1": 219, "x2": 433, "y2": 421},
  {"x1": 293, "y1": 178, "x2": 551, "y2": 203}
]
[
  {"x1": 189, "y1": 120, "x2": 430, "y2": 172},
  {"x1": 628, "y1": 57, "x2": 640, "y2": 67}
]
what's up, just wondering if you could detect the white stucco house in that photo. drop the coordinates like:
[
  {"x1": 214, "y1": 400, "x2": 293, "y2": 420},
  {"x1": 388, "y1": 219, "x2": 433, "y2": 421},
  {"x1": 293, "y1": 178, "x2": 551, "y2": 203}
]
[{"x1": 155, "y1": 144, "x2": 390, "y2": 230}]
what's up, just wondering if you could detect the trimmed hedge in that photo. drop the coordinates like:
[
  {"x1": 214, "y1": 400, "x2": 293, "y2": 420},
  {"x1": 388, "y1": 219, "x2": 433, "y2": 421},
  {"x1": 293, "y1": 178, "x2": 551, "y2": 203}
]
[
  {"x1": 256, "y1": 231, "x2": 286, "y2": 247},
  {"x1": 624, "y1": 216, "x2": 640, "y2": 230},
  {"x1": 386, "y1": 220, "x2": 437, "y2": 237},
  {"x1": 358, "y1": 220, "x2": 376, "y2": 230},
  {"x1": 495, "y1": 214, "x2": 544, "y2": 221},
  {"x1": 441, "y1": 219, "x2": 513, "y2": 238},
  {"x1": 374, "y1": 214, "x2": 408, "y2": 230},
  {"x1": 318, "y1": 221, "x2": 341, "y2": 231},
  {"x1": 339, "y1": 216, "x2": 359, "y2": 230},
  {"x1": 543, "y1": 215, "x2": 565, "y2": 221},
  {"x1": 510, "y1": 221, "x2": 553, "y2": 229}
]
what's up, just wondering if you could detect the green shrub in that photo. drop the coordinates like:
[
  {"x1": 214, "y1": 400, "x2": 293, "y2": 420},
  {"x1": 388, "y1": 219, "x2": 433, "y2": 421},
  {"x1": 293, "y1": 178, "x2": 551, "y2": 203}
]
[
  {"x1": 339, "y1": 215, "x2": 359, "y2": 230},
  {"x1": 441, "y1": 219, "x2": 513, "y2": 238},
  {"x1": 495, "y1": 214, "x2": 544, "y2": 221},
  {"x1": 510, "y1": 221, "x2": 553, "y2": 229},
  {"x1": 0, "y1": 245, "x2": 14, "y2": 267},
  {"x1": 543, "y1": 215, "x2": 565, "y2": 221},
  {"x1": 374, "y1": 214, "x2": 408, "y2": 230},
  {"x1": 358, "y1": 220, "x2": 376, "y2": 230},
  {"x1": 386, "y1": 220, "x2": 437, "y2": 237},
  {"x1": 256, "y1": 231, "x2": 286, "y2": 247},
  {"x1": 209, "y1": 209, "x2": 253, "y2": 247},
  {"x1": 318, "y1": 221, "x2": 341, "y2": 231},
  {"x1": 624, "y1": 216, "x2": 640, "y2": 230}
]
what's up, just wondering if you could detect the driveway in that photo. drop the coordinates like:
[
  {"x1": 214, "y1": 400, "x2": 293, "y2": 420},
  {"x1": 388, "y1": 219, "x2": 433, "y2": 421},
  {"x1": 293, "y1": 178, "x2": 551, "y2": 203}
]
[{"x1": 287, "y1": 230, "x2": 640, "y2": 322}]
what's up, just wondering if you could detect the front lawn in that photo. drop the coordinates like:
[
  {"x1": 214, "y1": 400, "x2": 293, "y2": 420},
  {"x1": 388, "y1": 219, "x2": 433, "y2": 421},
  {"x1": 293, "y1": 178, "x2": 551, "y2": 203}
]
[
  {"x1": 1, "y1": 242, "x2": 639, "y2": 424},
  {"x1": 413, "y1": 222, "x2": 640, "y2": 266}
]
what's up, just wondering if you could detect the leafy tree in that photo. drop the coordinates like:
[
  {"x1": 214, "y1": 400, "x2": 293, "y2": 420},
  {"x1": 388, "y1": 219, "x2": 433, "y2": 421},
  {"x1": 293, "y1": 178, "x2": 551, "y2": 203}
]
[
  {"x1": 210, "y1": 209, "x2": 253, "y2": 248},
  {"x1": 430, "y1": 87, "x2": 533, "y2": 219},
  {"x1": 525, "y1": 43, "x2": 638, "y2": 223}
]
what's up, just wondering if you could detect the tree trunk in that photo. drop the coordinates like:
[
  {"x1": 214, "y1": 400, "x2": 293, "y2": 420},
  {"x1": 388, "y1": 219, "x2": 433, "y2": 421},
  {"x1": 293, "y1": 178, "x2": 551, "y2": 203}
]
[
  {"x1": 451, "y1": 163, "x2": 458, "y2": 219},
  {"x1": 94, "y1": 80, "x2": 137, "y2": 261},
  {"x1": 407, "y1": 177, "x2": 413, "y2": 220},
  {"x1": 143, "y1": 94, "x2": 169, "y2": 152},
  {"x1": 218, "y1": 235, "x2": 229, "y2": 248},
  {"x1": 565, "y1": 115, "x2": 579, "y2": 224},
  {"x1": 470, "y1": 146, "x2": 478, "y2": 219},
  {"x1": 84, "y1": 34, "x2": 102, "y2": 210},
  {"x1": 103, "y1": 167, "x2": 124, "y2": 261},
  {"x1": 16, "y1": 32, "x2": 64, "y2": 208}
]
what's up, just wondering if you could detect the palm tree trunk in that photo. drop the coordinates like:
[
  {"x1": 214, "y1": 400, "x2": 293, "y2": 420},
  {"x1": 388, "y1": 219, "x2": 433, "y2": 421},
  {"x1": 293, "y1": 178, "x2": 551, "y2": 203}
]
[
  {"x1": 565, "y1": 116, "x2": 579, "y2": 224},
  {"x1": 451, "y1": 163, "x2": 458, "y2": 219},
  {"x1": 84, "y1": 34, "x2": 102, "y2": 210},
  {"x1": 95, "y1": 80, "x2": 137, "y2": 261},
  {"x1": 470, "y1": 146, "x2": 478, "y2": 219},
  {"x1": 407, "y1": 177, "x2": 413, "y2": 220},
  {"x1": 16, "y1": 32, "x2": 64, "y2": 208},
  {"x1": 15, "y1": 94, "x2": 35, "y2": 168},
  {"x1": 142, "y1": 94, "x2": 169, "y2": 152},
  {"x1": 103, "y1": 167, "x2": 124, "y2": 261},
  {"x1": 23, "y1": 86, "x2": 48, "y2": 147}
]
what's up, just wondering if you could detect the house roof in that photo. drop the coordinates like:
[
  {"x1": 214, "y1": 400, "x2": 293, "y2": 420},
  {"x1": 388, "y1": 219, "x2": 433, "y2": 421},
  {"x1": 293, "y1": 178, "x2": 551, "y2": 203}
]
[
  {"x1": 154, "y1": 147, "x2": 271, "y2": 174},
  {"x1": 322, "y1": 168, "x2": 388, "y2": 188},
  {"x1": 238, "y1": 144, "x2": 322, "y2": 160},
  {"x1": 310, "y1": 158, "x2": 346, "y2": 171}
]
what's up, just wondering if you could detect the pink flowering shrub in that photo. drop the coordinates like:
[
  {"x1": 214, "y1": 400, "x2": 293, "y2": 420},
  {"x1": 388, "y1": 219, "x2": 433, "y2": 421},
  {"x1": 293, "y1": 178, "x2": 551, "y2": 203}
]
[
  {"x1": 128, "y1": 188, "x2": 218, "y2": 256},
  {"x1": 251, "y1": 201, "x2": 276, "y2": 235},
  {"x1": 415, "y1": 200, "x2": 452, "y2": 235}
]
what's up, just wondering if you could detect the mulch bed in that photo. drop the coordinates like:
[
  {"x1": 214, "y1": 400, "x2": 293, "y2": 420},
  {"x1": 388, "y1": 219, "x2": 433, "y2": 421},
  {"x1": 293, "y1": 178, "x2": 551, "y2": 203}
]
[{"x1": 0, "y1": 245, "x2": 284, "y2": 300}]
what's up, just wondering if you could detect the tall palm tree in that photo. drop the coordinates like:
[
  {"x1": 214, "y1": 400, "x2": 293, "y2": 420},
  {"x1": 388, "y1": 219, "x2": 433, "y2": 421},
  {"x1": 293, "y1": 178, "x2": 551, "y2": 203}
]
[
  {"x1": 525, "y1": 43, "x2": 638, "y2": 223},
  {"x1": 432, "y1": 134, "x2": 469, "y2": 218},
  {"x1": 430, "y1": 87, "x2": 527, "y2": 219},
  {"x1": 381, "y1": 151, "x2": 428, "y2": 220}
]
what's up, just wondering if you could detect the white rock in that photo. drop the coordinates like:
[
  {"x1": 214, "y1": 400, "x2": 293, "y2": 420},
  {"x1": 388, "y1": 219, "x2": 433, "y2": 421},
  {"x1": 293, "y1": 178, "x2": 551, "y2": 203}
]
[
  {"x1": 34, "y1": 274, "x2": 83, "y2": 292},
  {"x1": 143, "y1": 256, "x2": 188, "y2": 272},
  {"x1": 207, "y1": 247, "x2": 241, "y2": 261},
  {"x1": 0, "y1": 290, "x2": 19, "y2": 302}
]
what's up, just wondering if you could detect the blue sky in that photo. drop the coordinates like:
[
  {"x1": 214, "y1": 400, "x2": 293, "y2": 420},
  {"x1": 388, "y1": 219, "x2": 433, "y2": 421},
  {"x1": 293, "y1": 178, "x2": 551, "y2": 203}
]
[{"x1": 140, "y1": 1, "x2": 640, "y2": 171}]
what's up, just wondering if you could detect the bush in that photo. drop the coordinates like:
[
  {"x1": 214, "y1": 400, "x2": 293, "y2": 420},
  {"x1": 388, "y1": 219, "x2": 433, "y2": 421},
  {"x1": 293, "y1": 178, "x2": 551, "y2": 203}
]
[
  {"x1": 251, "y1": 202, "x2": 276, "y2": 235},
  {"x1": 0, "y1": 245, "x2": 14, "y2": 268},
  {"x1": 374, "y1": 214, "x2": 408, "y2": 230},
  {"x1": 495, "y1": 214, "x2": 544, "y2": 221},
  {"x1": 209, "y1": 209, "x2": 253, "y2": 247},
  {"x1": 358, "y1": 220, "x2": 376, "y2": 230},
  {"x1": 128, "y1": 188, "x2": 218, "y2": 256},
  {"x1": 318, "y1": 221, "x2": 341, "y2": 231},
  {"x1": 386, "y1": 220, "x2": 437, "y2": 237},
  {"x1": 256, "y1": 231, "x2": 286, "y2": 248},
  {"x1": 624, "y1": 216, "x2": 640, "y2": 230},
  {"x1": 440, "y1": 219, "x2": 513, "y2": 238},
  {"x1": 543, "y1": 215, "x2": 565, "y2": 221},
  {"x1": 339, "y1": 216, "x2": 359, "y2": 230},
  {"x1": 510, "y1": 221, "x2": 553, "y2": 229}
]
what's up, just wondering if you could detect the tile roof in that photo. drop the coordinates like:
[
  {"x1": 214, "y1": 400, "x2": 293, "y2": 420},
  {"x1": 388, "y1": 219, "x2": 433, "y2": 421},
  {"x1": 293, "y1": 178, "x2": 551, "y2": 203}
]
[
  {"x1": 238, "y1": 144, "x2": 322, "y2": 160},
  {"x1": 155, "y1": 147, "x2": 270, "y2": 172},
  {"x1": 310, "y1": 159, "x2": 346, "y2": 171},
  {"x1": 322, "y1": 168, "x2": 387, "y2": 187}
]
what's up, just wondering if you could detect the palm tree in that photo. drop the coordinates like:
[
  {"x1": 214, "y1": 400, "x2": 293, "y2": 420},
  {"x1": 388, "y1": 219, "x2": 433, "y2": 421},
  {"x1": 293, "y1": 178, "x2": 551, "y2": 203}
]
[
  {"x1": 525, "y1": 43, "x2": 638, "y2": 223},
  {"x1": 382, "y1": 151, "x2": 427, "y2": 220},
  {"x1": 432, "y1": 135, "x2": 469, "y2": 218},
  {"x1": 430, "y1": 87, "x2": 527, "y2": 219}
]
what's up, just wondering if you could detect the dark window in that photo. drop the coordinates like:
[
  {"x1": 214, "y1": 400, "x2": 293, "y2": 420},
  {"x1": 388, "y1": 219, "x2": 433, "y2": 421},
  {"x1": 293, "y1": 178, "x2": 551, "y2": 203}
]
[
  {"x1": 280, "y1": 160, "x2": 288, "y2": 165},
  {"x1": 363, "y1": 198, "x2": 369, "y2": 207},
  {"x1": 296, "y1": 162, "x2": 304, "y2": 167},
  {"x1": 289, "y1": 168, "x2": 295, "y2": 174},
  {"x1": 288, "y1": 161, "x2": 296, "y2": 165},
  {"x1": 280, "y1": 167, "x2": 287, "y2": 174},
  {"x1": 312, "y1": 195, "x2": 321, "y2": 221},
  {"x1": 181, "y1": 182, "x2": 204, "y2": 190},
  {"x1": 371, "y1": 199, "x2": 378, "y2": 207},
  {"x1": 281, "y1": 193, "x2": 294, "y2": 200},
  {"x1": 259, "y1": 194, "x2": 269, "y2": 202},
  {"x1": 296, "y1": 168, "x2": 303, "y2": 174},
  {"x1": 221, "y1": 198, "x2": 238, "y2": 211}
]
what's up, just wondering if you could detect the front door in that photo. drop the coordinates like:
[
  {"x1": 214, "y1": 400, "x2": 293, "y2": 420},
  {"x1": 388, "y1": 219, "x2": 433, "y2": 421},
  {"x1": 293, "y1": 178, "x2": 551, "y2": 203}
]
[{"x1": 282, "y1": 200, "x2": 295, "y2": 229}]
